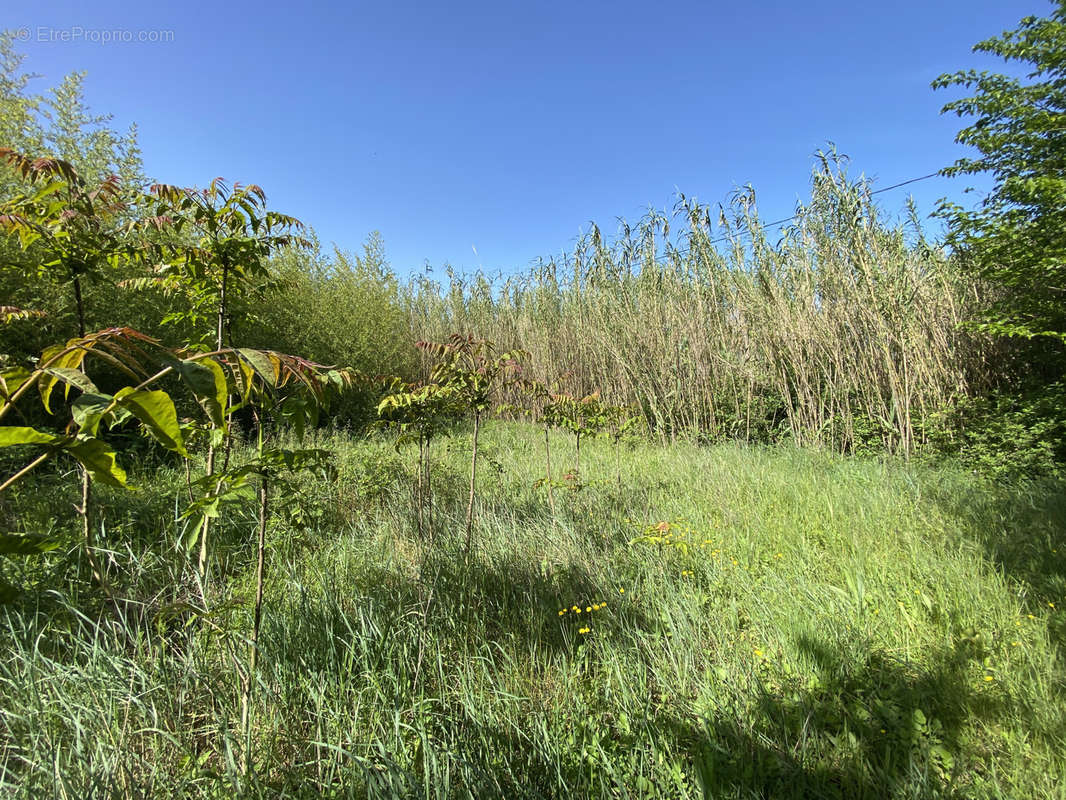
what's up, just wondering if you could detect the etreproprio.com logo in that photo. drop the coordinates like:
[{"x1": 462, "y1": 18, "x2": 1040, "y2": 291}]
[{"x1": 12, "y1": 26, "x2": 176, "y2": 44}]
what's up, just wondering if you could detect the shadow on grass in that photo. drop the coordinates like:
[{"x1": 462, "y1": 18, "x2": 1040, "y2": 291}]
[
  {"x1": 269, "y1": 537, "x2": 656, "y2": 685},
  {"x1": 671, "y1": 634, "x2": 1035, "y2": 800},
  {"x1": 256, "y1": 624, "x2": 1053, "y2": 799},
  {"x1": 928, "y1": 474, "x2": 1066, "y2": 646}
]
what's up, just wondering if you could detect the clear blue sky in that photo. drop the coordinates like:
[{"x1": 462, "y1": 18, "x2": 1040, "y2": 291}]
[{"x1": 10, "y1": 0, "x2": 1048, "y2": 275}]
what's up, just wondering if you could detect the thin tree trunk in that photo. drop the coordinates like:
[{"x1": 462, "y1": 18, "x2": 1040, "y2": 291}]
[
  {"x1": 203, "y1": 256, "x2": 230, "y2": 592},
  {"x1": 197, "y1": 445, "x2": 215, "y2": 595},
  {"x1": 424, "y1": 435, "x2": 433, "y2": 544},
  {"x1": 464, "y1": 412, "x2": 480, "y2": 555},
  {"x1": 72, "y1": 276, "x2": 113, "y2": 604},
  {"x1": 73, "y1": 276, "x2": 86, "y2": 337},
  {"x1": 242, "y1": 476, "x2": 269, "y2": 776},
  {"x1": 217, "y1": 262, "x2": 228, "y2": 351},
  {"x1": 415, "y1": 435, "x2": 425, "y2": 540},
  {"x1": 79, "y1": 471, "x2": 104, "y2": 587},
  {"x1": 543, "y1": 425, "x2": 556, "y2": 516}
]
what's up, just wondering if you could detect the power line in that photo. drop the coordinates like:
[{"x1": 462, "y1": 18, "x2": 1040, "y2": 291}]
[
  {"x1": 870, "y1": 171, "x2": 942, "y2": 194},
  {"x1": 701, "y1": 171, "x2": 942, "y2": 247},
  {"x1": 548, "y1": 169, "x2": 945, "y2": 271}
]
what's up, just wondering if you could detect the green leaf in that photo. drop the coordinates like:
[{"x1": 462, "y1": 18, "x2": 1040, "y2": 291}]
[
  {"x1": 0, "y1": 427, "x2": 127, "y2": 487},
  {"x1": 238, "y1": 348, "x2": 278, "y2": 387},
  {"x1": 40, "y1": 367, "x2": 98, "y2": 405},
  {"x1": 0, "y1": 366, "x2": 34, "y2": 414},
  {"x1": 0, "y1": 426, "x2": 57, "y2": 447},
  {"x1": 64, "y1": 438, "x2": 127, "y2": 488},
  {"x1": 114, "y1": 387, "x2": 187, "y2": 456},
  {"x1": 72, "y1": 393, "x2": 115, "y2": 436},
  {"x1": 175, "y1": 358, "x2": 228, "y2": 428},
  {"x1": 0, "y1": 532, "x2": 61, "y2": 556},
  {"x1": 37, "y1": 348, "x2": 87, "y2": 413}
]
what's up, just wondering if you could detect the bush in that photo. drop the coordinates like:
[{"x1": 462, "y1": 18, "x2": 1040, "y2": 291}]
[{"x1": 922, "y1": 383, "x2": 1066, "y2": 480}]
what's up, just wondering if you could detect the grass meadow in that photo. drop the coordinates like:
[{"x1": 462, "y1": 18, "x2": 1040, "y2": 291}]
[{"x1": 2, "y1": 422, "x2": 1064, "y2": 798}]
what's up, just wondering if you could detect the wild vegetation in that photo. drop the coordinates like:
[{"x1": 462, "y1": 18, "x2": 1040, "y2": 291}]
[
  {"x1": 407, "y1": 158, "x2": 985, "y2": 459},
  {"x1": 2, "y1": 3, "x2": 1066, "y2": 798}
]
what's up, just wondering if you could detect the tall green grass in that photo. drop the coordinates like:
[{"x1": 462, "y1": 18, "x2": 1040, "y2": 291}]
[
  {"x1": 2, "y1": 423, "x2": 1063, "y2": 798},
  {"x1": 405, "y1": 155, "x2": 991, "y2": 456}
]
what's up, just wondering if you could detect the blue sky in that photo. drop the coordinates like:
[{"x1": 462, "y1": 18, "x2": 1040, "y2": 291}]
[{"x1": 10, "y1": 0, "x2": 1048, "y2": 275}]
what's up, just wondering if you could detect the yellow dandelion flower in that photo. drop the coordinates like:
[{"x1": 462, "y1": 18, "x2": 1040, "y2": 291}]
[
  {"x1": 558, "y1": 610, "x2": 566, "y2": 616},
  {"x1": 619, "y1": 588, "x2": 625, "y2": 594},
  {"x1": 984, "y1": 675, "x2": 994, "y2": 682},
  {"x1": 586, "y1": 606, "x2": 592, "y2": 612},
  {"x1": 578, "y1": 627, "x2": 590, "y2": 634},
  {"x1": 1049, "y1": 602, "x2": 1056, "y2": 609},
  {"x1": 754, "y1": 649, "x2": 764, "y2": 658}
]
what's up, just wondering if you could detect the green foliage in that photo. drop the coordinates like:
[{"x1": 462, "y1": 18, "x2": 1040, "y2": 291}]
[
  {"x1": 0, "y1": 31, "x2": 143, "y2": 191},
  {"x1": 923, "y1": 383, "x2": 1066, "y2": 480},
  {"x1": 0, "y1": 35, "x2": 144, "y2": 364},
  {"x1": 2, "y1": 424, "x2": 1065, "y2": 797},
  {"x1": 352, "y1": 448, "x2": 406, "y2": 508},
  {"x1": 0, "y1": 531, "x2": 59, "y2": 556},
  {"x1": 248, "y1": 234, "x2": 417, "y2": 425},
  {"x1": 377, "y1": 378, "x2": 462, "y2": 445},
  {"x1": 418, "y1": 334, "x2": 527, "y2": 417},
  {"x1": 934, "y1": 2, "x2": 1066, "y2": 344},
  {"x1": 132, "y1": 178, "x2": 309, "y2": 349},
  {"x1": 0, "y1": 148, "x2": 129, "y2": 336},
  {"x1": 408, "y1": 155, "x2": 978, "y2": 457},
  {"x1": 0, "y1": 425, "x2": 126, "y2": 487}
]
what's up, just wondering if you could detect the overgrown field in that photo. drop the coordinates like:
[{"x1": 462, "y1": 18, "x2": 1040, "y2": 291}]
[{"x1": 2, "y1": 423, "x2": 1064, "y2": 798}]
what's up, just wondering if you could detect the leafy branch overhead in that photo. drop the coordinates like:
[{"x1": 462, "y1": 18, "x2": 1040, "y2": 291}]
[
  {"x1": 127, "y1": 178, "x2": 311, "y2": 347},
  {"x1": 0, "y1": 326, "x2": 354, "y2": 492},
  {"x1": 0, "y1": 148, "x2": 130, "y2": 336},
  {"x1": 933, "y1": 6, "x2": 1066, "y2": 342}
]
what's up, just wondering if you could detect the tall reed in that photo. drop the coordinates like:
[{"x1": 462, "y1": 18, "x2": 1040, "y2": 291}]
[{"x1": 404, "y1": 155, "x2": 989, "y2": 455}]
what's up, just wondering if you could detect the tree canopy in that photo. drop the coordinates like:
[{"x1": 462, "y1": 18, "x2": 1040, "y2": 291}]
[{"x1": 934, "y1": 1, "x2": 1066, "y2": 344}]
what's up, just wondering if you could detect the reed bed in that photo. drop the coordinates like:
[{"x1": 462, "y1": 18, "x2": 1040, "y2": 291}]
[{"x1": 405, "y1": 157, "x2": 990, "y2": 455}]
